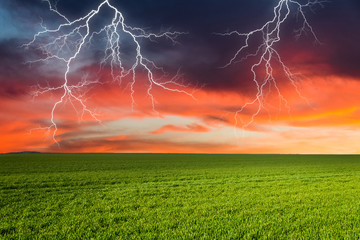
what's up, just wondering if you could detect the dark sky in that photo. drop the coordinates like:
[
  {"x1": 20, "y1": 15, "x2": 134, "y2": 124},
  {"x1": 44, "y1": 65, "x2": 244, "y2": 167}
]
[{"x1": 1, "y1": 0, "x2": 360, "y2": 93}]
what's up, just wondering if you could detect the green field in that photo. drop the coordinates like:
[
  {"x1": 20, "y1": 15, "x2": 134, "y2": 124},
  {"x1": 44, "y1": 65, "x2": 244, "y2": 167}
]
[{"x1": 1, "y1": 154, "x2": 360, "y2": 239}]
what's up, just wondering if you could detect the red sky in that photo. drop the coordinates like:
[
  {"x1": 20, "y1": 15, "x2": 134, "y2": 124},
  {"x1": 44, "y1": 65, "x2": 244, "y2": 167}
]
[{"x1": 2, "y1": 72, "x2": 360, "y2": 154}]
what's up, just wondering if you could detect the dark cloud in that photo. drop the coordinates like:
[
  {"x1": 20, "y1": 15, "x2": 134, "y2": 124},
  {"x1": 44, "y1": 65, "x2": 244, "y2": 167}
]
[
  {"x1": 316, "y1": 1, "x2": 360, "y2": 78},
  {"x1": 203, "y1": 115, "x2": 230, "y2": 124},
  {"x1": 0, "y1": 40, "x2": 34, "y2": 98},
  {"x1": 1, "y1": 0, "x2": 360, "y2": 98},
  {"x1": 0, "y1": 39, "x2": 68, "y2": 98}
]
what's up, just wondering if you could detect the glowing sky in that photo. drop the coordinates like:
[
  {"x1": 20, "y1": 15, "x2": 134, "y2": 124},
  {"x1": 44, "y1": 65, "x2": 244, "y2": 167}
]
[{"x1": 1, "y1": 0, "x2": 360, "y2": 153}]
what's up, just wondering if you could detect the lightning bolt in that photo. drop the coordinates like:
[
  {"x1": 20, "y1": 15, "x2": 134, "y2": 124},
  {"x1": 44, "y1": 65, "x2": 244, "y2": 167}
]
[
  {"x1": 217, "y1": 0, "x2": 326, "y2": 130},
  {"x1": 24, "y1": 0, "x2": 193, "y2": 144}
]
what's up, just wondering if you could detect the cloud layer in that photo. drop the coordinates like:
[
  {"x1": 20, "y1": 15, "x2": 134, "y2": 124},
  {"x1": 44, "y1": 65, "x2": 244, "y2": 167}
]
[{"x1": 1, "y1": 0, "x2": 360, "y2": 153}]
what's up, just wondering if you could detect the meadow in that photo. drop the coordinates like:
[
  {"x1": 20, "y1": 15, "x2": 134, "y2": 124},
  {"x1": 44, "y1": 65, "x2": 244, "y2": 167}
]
[{"x1": 1, "y1": 153, "x2": 360, "y2": 239}]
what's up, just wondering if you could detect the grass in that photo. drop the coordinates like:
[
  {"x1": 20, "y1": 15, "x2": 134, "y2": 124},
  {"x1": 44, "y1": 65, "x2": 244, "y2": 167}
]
[{"x1": 1, "y1": 153, "x2": 360, "y2": 239}]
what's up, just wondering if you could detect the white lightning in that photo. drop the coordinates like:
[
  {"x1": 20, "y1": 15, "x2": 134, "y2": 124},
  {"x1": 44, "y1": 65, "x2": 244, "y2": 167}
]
[
  {"x1": 217, "y1": 0, "x2": 326, "y2": 129},
  {"x1": 24, "y1": 0, "x2": 193, "y2": 144}
]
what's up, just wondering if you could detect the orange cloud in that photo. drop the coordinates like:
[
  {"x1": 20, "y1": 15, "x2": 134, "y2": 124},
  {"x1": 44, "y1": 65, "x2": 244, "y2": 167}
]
[
  {"x1": 150, "y1": 123, "x2": 209, "y2": 134},
  {"x1": 2, "y1": 68, "x2": 360, "y2": 154}
]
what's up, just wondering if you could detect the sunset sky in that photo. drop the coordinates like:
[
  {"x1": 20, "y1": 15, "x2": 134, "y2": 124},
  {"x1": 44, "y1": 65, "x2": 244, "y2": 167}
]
[{"x1": 1, "y1": 0, "x2": 360, "y2": 154}]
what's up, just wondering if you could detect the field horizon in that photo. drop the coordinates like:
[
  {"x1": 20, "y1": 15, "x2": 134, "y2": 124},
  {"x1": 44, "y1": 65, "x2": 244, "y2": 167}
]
[{"x1": 4, "y1": 152, "x2": 360, "y2": 155}]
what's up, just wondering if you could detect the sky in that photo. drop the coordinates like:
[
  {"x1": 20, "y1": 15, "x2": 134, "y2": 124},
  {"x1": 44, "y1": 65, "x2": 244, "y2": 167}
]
[{"x1": 1, "y1": 0, "x2": 360, "y2": 154}]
